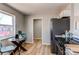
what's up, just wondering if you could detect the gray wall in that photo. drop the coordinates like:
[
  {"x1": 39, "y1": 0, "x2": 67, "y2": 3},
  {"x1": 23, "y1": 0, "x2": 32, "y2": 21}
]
[
  {"x1": 0, "y1": 4, "x2": 25, "y2": 33},
  {"x1": 70, "y1": 4, "x2": 79, "y2": 36}
]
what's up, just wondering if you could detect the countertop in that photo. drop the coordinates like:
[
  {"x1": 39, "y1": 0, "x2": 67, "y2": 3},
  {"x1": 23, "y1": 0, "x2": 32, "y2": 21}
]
[{"x1": 65, "y1": 44, "x2": 79, "y2": 53}]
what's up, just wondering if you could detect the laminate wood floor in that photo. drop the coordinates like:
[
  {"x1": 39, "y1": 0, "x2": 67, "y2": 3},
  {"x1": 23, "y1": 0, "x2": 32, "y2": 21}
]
[
  {"x1": 17, "y1": 39, "x2": 53, "y2": 55},
  {"x1": 0, "y1": 39, "x2": 55, "y2": 55}
]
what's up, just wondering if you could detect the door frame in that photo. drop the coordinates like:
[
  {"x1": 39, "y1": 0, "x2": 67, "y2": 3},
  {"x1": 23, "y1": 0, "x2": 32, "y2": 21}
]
[{"x1": 33, "y1": 19, "x2": 42, "y2": 43}]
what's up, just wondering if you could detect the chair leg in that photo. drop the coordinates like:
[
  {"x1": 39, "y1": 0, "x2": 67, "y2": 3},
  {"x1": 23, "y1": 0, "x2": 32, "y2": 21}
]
[
  {"x1": 10, "y1": 51, "x2": 14, "y2": 55},
  {"x1": 1, "y1": 52, "x2": 3, "y2": 55},
  {"x1": 18, "y1": 47, "x2": 20, "y2": 55}
]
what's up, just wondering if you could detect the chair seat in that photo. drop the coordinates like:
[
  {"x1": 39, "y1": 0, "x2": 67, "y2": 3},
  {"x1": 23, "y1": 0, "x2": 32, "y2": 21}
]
[{"x1": 1, "y1": 45, "x2": 16, "y2": 52}]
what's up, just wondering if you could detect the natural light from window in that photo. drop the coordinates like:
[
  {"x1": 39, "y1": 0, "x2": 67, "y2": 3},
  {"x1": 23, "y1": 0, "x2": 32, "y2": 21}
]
[
  {"x1": 0, "y1": 11, "x2": 15, "y2": 39},
  {"x1": 0, "y1": 13, "x2": 13, "y2": 25}
]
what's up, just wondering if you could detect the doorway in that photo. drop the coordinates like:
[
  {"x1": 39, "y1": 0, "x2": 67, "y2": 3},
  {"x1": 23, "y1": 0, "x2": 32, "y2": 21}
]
[{"x1": 33, "y1": 19, "x2": 42, "y2": 43}]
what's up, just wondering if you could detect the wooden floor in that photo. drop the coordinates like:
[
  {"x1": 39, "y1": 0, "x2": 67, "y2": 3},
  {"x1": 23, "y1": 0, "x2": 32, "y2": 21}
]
[
  {"x1": 17, "y1": 39, "x2": 53, "y2": 55},
  {"x1": 0, "y1": 39, "x2": 54, "y2": 55}
]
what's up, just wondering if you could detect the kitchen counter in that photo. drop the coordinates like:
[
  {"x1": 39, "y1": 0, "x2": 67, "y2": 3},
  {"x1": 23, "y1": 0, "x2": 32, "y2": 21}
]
[
  {"x1": 55, "y1": 34, "x2": 66, "y2": 38},
  {"x1": 65, "y1": 44, "x2": 79, "y2": 55},
  {"x1": 55, "y1": 34, "x2": 70, "y2": 39}
]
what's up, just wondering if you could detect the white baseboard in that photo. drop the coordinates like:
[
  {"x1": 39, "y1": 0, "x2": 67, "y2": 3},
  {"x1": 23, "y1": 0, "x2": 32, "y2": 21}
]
[
  {"x1": 25, "y1": 41, "x2": 33, "y2": 44},
  {"x1": 42, "y1": 42, "x2": 51, "y2": 45},
  {"x1": 25, "y1": 40, "x2": 50, "y2": 45},
  {"x1": 34, "y1": 38, "x2": 41, "y2": 40}
]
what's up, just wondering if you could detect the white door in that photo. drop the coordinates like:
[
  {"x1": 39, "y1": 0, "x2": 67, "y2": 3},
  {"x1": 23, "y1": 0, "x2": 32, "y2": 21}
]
[{"x1": 33, "y1": 19, "x2": 42, "y2": 40}]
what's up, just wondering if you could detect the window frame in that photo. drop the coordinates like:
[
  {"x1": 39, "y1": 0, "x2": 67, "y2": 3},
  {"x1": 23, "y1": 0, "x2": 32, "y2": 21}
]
[{"x1": 0, "y1": 10, "x2": 16, "y2": 37}]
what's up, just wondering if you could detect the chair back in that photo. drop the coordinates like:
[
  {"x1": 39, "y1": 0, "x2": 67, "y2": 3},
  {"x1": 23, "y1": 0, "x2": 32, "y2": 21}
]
[{"x1": 15, "y1": 34, "x2": 19, "y2": 39}]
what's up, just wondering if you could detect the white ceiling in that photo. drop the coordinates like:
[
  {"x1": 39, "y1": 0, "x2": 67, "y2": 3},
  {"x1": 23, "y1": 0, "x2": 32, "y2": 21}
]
[{"x1": 7, "y1": 3, "x2": 68, "y2": 15}]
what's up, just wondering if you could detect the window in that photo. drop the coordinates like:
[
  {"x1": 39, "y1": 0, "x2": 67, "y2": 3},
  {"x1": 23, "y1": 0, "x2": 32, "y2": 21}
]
[{"x1": 0, "y1": 10, "x2": 15, "y2": 38}]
